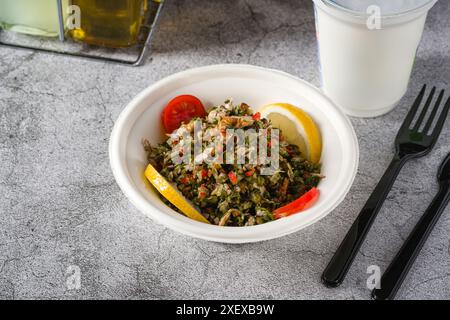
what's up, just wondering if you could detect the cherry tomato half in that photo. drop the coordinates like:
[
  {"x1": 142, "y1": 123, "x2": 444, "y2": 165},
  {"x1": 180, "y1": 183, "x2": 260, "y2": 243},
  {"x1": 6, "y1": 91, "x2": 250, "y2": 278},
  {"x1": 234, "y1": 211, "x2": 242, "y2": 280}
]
[
  {"x1": 162, "y1": 95, "x2": 207, "y2": 133},
  {"x1": 273, "y1": 187, "x2": 320, "y2": 219}
]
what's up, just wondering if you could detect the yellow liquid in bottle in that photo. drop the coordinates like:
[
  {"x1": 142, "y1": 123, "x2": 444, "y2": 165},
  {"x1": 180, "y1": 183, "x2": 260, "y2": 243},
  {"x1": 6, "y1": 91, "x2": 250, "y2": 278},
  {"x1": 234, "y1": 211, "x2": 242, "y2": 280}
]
[{"x1": 69, "y1": 0, "x2": 147, "y2": 48}]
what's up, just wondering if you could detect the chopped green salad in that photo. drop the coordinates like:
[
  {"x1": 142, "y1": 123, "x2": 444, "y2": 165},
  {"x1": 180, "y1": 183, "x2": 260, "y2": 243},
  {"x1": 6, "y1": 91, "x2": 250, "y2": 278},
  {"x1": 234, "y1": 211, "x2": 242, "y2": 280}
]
[{"x1": 144, "y1": 100, "x2": 322, "y2": 226}]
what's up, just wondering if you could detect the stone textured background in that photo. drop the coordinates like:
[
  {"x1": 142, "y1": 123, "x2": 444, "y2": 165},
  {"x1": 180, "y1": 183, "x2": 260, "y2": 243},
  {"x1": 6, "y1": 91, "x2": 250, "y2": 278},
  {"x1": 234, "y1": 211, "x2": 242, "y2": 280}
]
[{"x1": 0, "y1": 0, "x2": 449, "y2": 300}]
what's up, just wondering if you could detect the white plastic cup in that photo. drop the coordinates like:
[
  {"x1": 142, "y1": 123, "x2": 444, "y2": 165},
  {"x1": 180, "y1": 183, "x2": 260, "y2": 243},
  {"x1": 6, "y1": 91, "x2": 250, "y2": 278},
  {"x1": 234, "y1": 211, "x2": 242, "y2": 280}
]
[{"x1": 313, "y1": 0, "x2": 438, "y2": 117}]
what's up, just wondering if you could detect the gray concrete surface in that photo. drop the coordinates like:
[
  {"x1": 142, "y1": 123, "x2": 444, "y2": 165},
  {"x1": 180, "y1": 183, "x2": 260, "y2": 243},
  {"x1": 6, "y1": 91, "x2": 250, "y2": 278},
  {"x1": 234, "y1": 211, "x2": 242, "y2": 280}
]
[{"x1": 1, "y1": 0, "x2": 449, "y2": 300}]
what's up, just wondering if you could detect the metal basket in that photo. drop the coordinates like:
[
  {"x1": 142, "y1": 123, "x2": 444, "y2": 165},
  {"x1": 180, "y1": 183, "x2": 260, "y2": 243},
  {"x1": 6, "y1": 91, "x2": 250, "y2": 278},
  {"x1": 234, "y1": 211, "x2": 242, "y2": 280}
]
[{"x1": 0, "y1": 0, "x2": 164, "y2": 66}]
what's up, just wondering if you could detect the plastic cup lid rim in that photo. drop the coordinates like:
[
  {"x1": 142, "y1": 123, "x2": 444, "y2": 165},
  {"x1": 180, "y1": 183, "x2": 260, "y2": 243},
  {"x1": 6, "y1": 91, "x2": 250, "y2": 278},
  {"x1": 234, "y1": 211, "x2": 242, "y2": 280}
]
[{"x1": 320, "y1": 0, "x2": 437, "y2": 18}]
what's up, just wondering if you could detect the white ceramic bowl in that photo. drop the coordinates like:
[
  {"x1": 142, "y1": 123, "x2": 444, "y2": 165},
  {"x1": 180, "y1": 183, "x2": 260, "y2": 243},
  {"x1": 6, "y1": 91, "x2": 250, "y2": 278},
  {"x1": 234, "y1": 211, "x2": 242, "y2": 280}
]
[{"x1": 109, "y1": 64, "x2": 359, "y2": 243}]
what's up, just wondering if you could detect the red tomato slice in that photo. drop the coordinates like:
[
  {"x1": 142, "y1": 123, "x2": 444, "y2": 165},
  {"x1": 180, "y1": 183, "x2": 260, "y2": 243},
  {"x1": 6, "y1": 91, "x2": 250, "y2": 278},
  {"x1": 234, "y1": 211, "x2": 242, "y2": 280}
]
[
  {"x1": 273, "y1": 188, "x2": 320, "y2": 219},
  {"x1": 162, "y1": 95, "x2": 207, "y2": 133}
]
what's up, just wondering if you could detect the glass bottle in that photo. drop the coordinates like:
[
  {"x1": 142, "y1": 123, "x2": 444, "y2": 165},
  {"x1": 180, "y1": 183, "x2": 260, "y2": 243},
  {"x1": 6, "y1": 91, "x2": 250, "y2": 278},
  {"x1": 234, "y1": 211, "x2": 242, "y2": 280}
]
[
  {"x1": 68, "y1": 0, "x2": 147, "y2": 48},
  {"x1": 0, "y1": 0, "x2": 69, "y2": 37}
]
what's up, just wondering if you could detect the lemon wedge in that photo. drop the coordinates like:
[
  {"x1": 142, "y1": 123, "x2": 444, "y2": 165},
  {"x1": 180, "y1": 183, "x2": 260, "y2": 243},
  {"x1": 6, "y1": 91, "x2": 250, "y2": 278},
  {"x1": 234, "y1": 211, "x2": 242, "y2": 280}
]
[
  {"x1": 144, "y1": 164, "x2": 210, "y2": 224},
  {"x1": 260, "y1": 103, "x2": 322, "y2": 163}
]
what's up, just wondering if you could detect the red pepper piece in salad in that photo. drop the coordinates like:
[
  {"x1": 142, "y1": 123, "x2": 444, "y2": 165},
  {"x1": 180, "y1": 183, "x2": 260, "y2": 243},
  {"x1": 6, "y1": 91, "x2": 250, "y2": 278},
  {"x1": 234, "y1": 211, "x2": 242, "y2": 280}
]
[
  {"x1": 244, "y1": 168, "x2": 255, "y2": 177},
  {"x1": 252, "y1": 112, "x2": 261, "y2": 120},
  {"x1": 273, "y1": 187, "x2": 320, "y2": 219},
  {"x1": 228, "y1": 171, "x2": 238, "y2": 185}
]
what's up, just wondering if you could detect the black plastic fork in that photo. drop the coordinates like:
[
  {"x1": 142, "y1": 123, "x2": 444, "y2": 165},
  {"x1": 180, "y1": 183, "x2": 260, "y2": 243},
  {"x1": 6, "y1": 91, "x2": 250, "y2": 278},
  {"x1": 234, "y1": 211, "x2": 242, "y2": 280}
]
[{"x1": 322, "y1": 85, "x2": 450, "y2": 288}]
